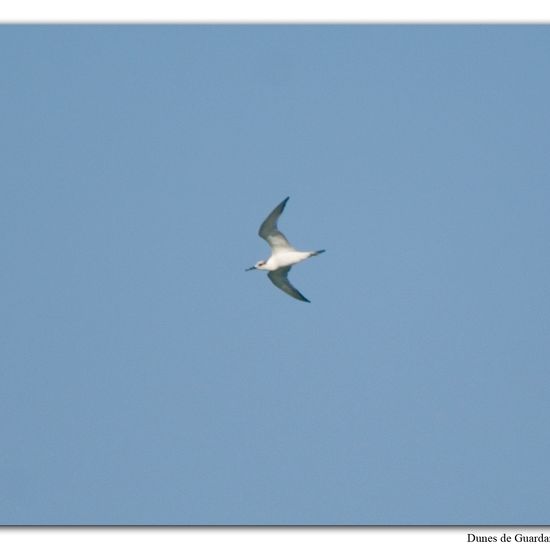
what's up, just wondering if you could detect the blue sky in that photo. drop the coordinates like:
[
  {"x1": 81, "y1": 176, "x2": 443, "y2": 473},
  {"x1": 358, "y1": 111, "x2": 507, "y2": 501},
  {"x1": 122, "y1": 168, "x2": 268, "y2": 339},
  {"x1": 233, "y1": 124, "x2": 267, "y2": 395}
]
[{"x1": 1, "y1": 25, "x2": 549, "y2": 525}]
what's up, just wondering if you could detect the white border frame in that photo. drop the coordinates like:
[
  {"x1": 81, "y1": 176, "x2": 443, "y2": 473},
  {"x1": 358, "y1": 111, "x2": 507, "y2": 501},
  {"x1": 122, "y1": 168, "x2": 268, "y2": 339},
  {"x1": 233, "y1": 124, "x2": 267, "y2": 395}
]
[{"x1": 1, "y1": 0, "x2": 550, "y2": 22}]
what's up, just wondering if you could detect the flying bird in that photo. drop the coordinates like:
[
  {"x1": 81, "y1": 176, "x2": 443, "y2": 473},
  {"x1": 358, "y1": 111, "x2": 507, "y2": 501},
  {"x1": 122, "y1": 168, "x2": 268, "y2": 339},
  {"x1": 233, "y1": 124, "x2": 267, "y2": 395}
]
[{"x1": 246, "y1": 196, "x2": 325, "y2": 303}]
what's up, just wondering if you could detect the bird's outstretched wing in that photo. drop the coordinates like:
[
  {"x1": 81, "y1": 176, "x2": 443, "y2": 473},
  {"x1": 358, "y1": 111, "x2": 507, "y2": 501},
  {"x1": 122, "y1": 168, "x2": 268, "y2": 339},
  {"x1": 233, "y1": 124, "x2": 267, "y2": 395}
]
[
  {"x1": 258, "y1": 196, "x2": 295, "y2": 252},
  {"x1": 267, "y1": 266, "x2": 310, "y2": 303}
]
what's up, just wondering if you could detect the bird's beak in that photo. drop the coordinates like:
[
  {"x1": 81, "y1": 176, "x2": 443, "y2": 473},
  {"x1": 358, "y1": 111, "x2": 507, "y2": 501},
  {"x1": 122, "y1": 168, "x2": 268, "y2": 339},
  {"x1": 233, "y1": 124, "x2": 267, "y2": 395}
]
[{"x1": 245, "y1": 266, "x2": 256, "y2": 271}]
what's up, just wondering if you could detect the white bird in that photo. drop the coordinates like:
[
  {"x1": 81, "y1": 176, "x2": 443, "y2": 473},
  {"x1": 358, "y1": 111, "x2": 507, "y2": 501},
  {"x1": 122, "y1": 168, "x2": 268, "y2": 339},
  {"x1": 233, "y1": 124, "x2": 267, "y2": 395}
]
[{"x1": 246, "y1": 196, "x2": 325, "y2": 303}]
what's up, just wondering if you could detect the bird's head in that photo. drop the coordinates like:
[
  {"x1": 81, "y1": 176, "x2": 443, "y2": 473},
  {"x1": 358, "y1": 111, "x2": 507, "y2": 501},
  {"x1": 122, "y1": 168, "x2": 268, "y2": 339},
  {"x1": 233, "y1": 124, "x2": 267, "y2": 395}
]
[{"x1": 245, "y1": 260, "x2": 268, "y2": 271}]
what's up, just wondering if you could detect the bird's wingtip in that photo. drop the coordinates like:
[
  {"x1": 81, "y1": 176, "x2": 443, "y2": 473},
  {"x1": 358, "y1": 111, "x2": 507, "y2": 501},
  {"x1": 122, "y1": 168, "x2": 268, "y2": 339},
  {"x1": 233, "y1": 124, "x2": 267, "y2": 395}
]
[{"x1": 277, "y1": 196, "x2": 290, "y2": 212}]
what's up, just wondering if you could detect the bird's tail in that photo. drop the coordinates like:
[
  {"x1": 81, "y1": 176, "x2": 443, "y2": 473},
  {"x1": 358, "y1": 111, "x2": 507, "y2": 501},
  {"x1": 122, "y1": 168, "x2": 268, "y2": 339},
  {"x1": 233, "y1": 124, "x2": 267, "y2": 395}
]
[{"x1": 310, "y1": 249, "x2": 326, "y2": 257}]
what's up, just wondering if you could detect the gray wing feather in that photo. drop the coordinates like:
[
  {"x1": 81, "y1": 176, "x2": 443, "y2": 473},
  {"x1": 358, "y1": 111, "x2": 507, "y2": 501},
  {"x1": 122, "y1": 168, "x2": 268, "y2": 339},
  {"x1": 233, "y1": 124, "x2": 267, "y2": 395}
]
[
  {"x1": 258, "y1": 196, "x2": 295, "y2": 251},
  {"x1": 267, "y1": 267, "x2": 310, "y2": 303}
]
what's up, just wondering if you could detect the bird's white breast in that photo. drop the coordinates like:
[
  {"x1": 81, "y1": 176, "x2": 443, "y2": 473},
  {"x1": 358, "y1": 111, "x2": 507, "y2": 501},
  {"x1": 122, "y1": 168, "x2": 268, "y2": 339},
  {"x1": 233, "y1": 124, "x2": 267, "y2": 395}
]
[{"x1": 266, "y1": 250, "x2": 311, "y2": 271}]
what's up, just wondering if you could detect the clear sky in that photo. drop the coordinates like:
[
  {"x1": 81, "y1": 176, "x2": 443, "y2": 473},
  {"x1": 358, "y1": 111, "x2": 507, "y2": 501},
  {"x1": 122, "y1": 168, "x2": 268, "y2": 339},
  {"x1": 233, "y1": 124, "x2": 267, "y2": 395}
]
[{"x1": 1, "y1": 25, "x2": 549, "y2": 525}]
